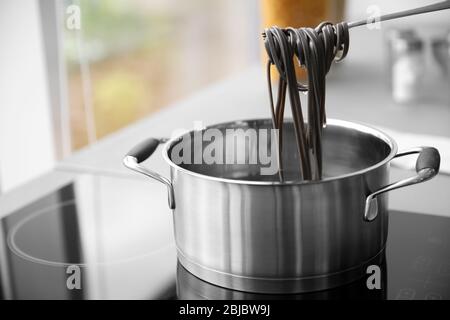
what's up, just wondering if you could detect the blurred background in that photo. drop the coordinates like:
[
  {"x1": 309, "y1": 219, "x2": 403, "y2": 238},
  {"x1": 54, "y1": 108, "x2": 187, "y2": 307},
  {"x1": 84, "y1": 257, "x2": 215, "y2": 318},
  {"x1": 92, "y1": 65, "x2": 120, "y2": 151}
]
[
  {"x1": 0, "y1": 0, "x2": 449, "y2": 193},
  {"x1": 63, "y1": 0, "x2": 260, "y2": 150}
]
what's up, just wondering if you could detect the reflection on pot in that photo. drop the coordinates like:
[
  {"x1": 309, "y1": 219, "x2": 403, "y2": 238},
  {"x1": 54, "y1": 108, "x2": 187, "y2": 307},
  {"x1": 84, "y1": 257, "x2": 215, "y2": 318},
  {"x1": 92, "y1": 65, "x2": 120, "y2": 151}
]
[{"x1": 176, "y1": 258, "x2": 387, "y2": 300}]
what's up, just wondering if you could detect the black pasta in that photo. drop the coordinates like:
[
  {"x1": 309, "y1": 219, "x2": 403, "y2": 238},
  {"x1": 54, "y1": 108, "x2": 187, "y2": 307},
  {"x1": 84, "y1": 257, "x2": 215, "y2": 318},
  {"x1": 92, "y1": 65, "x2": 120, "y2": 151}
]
[{"x1": 264, "y1": 22, "x2": 349, "y2": 181}]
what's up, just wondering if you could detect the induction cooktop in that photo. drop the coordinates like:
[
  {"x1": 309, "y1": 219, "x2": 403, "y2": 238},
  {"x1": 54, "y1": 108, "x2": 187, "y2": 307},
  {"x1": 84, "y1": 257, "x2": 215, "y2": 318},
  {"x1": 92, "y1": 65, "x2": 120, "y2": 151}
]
[{"x1": 0, "y1": 172, "x2": 449, "y2": 300}]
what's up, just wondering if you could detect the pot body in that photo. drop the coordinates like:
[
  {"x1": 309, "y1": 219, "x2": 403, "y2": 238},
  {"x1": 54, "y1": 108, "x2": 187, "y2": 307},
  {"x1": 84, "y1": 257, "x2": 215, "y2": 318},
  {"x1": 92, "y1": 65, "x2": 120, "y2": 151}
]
[
  {"x1": 167, "y1": 119, "x2": 391, "y2": 293},
  {"x1": 124, "y1": 118, "x2": 440, "y2": 293},
  {"x1": 171, "y1": 160, "x2": 388, "y2": 293}
]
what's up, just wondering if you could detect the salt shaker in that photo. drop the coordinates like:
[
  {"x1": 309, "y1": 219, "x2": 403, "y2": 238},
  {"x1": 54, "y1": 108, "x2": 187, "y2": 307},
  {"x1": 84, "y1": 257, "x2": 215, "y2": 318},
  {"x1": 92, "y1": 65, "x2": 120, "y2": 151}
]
[{"x1": 387, "y1": 29, "x2": 425, "y2": 104}]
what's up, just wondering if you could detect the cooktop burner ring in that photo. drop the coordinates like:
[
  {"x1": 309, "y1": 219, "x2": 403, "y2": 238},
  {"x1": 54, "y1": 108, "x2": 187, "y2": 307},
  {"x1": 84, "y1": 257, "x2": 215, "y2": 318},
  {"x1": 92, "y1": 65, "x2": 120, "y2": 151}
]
[{"x1": 6, "y1": 200, "x2": 175, "y2": 268}]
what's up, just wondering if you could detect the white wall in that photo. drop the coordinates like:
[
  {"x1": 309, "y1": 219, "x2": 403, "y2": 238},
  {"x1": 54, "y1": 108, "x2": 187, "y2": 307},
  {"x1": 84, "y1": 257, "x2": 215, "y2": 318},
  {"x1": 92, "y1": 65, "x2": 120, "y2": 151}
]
[{"x1": 0, "y1": 1, "x2": 56, "y2": 193}]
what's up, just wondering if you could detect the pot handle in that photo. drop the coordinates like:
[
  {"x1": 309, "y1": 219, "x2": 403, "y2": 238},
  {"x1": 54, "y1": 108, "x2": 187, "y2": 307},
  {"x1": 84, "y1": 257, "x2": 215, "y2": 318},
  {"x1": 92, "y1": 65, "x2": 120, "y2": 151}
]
[
  {"x1": 123, "y1": 138, "x2": 175, "y2": 209},
  {"x1": 364, "y1": 147, "x2": 440, "y2": 222}
]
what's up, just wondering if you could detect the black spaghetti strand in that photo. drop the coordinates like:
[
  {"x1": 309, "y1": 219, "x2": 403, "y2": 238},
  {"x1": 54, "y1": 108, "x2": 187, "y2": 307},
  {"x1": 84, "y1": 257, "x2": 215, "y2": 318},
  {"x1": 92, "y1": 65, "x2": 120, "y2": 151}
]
[{"x1": 263, "y1": 22, "x2": 349, "y2": 180}]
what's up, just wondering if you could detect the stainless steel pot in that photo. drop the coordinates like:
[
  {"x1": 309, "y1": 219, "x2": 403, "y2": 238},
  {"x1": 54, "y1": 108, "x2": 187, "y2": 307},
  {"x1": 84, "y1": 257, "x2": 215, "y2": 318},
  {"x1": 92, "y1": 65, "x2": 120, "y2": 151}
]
[{"x1": 123, "y1": 119, "x2": 440, "y2": 293}]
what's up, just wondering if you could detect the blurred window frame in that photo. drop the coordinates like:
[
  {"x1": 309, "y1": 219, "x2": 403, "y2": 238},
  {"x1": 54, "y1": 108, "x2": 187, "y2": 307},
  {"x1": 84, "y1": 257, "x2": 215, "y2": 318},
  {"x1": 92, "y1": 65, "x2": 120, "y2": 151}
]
[{"x1": 39, "y1": 0, "x2": 72, "y2": 159}]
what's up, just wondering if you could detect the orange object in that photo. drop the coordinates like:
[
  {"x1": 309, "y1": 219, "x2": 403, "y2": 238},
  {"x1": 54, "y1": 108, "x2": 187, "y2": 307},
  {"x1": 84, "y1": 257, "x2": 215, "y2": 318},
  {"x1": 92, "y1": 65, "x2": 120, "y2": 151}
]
[{"x1": 261, "y1": 0, "x2": 346, "y2": 80}]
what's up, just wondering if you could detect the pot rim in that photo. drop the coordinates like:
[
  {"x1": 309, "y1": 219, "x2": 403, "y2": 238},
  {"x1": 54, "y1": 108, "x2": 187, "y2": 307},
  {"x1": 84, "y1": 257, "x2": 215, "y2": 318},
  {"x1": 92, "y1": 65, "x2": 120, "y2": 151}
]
[{"x1": 161, "y1": 118, "x2": 398, "y2": 185}]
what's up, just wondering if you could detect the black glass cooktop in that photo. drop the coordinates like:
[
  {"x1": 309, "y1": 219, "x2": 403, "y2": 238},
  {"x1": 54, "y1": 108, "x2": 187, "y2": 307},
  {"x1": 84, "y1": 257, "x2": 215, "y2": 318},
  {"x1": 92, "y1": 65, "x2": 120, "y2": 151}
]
[{"x1": 0, "y1": 173, "x2": 449, "y2": 300}]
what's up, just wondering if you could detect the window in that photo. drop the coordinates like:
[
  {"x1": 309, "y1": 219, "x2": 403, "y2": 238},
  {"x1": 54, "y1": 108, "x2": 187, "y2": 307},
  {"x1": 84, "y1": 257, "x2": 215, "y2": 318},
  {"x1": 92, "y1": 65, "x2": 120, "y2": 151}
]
[{"x1": 63, "y1": 0, "x2": 260, "y2": 151}]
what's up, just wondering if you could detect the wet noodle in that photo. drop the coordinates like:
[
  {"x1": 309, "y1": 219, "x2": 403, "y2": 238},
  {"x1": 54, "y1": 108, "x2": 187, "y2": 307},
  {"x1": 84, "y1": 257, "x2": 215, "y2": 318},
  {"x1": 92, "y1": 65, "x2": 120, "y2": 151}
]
[{"x1": 263, "y1": 22, "x2": 349, "y2": 181}]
